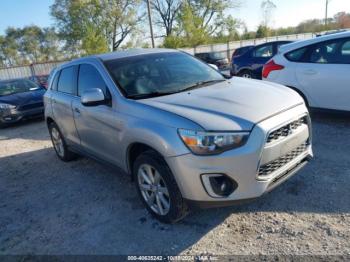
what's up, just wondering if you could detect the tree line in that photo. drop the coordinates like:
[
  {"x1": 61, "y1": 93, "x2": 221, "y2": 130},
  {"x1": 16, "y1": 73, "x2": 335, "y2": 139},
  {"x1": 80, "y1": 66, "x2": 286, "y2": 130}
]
[{"x1": 0, "y1": 0, "x2": 349, "y2": 67}]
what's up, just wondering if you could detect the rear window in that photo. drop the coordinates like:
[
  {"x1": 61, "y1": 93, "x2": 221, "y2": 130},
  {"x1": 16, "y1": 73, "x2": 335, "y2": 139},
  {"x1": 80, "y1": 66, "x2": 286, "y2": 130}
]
[{"x1": 209, "y1": 52, "x2": 226, "y2": 60}]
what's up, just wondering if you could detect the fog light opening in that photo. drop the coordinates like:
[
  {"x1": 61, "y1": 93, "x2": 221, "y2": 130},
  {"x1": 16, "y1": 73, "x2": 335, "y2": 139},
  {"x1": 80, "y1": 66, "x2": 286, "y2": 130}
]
[{"x1": 201, "y1": 174, "x2": 238, "y2": 198}]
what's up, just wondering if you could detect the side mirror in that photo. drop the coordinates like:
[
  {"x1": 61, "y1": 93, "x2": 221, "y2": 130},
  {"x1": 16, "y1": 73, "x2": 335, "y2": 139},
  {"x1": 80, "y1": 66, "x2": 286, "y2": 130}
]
[
  {"x1": 81, "y1": 88, "x2": 106, "y2": 106},
  {"x1": 208, "y1": 63, "x2": 219, "y2": 70}
]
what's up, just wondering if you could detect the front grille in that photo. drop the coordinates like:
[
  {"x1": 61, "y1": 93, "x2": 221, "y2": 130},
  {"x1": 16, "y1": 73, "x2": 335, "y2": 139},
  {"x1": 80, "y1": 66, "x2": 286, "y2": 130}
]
[
  {"x1": 258, "y1": 142, "x2": 308, "y2": 177},
  {"x1": 267, "y1": 116, "x2": 307, "y2": 143},
  {"x1": 18, "y1": 102, "x2": 44, "y2": 111}
]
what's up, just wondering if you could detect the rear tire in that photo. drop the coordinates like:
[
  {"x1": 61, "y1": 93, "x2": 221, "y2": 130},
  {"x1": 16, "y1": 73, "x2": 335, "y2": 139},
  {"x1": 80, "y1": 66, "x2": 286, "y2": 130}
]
[
  {"x1": 133, "y1": 150, "x2": 189, "y2": 223},
  {"x1": 48, "y1": 122, "x2": 78, "y2": 162}
]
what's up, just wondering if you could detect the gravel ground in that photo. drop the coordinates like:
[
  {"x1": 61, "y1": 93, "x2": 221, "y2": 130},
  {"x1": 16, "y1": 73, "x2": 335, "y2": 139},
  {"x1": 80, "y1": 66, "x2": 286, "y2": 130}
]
[{"x1": 0, "y1": 113, "x2": 349, "y2": 256}]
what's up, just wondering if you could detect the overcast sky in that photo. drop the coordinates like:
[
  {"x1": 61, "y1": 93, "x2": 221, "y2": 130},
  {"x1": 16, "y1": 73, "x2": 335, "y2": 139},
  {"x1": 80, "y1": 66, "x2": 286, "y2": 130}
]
[{"x1": 0, "y1": 0, "x2": 349, "y2": 34}]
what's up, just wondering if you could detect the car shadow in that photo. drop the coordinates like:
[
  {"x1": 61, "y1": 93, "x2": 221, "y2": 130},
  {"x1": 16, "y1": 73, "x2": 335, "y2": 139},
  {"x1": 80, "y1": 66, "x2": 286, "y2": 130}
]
[
  {"x1": 0, "y1": 111, "x2": 349, "y2": 255},
  {"x1": 0, "y1": 117, "x2": 48, "y2": 142}
]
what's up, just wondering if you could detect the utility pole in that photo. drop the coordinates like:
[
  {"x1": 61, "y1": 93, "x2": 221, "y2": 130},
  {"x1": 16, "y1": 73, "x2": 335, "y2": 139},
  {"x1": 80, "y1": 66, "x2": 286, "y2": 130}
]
[
  {"x1": 146, "y1": 0, "x2": 155, "y2": 48},
  {"x1": 325, "y1": 0, "x2": 330, "y2": 29}
]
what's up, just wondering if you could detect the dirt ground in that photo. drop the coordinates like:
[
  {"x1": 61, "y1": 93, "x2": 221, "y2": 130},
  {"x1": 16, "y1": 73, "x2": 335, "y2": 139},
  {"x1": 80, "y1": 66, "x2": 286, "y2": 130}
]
[{"x1": 0, "y1": 113, "x2": 349, "y2": 256}]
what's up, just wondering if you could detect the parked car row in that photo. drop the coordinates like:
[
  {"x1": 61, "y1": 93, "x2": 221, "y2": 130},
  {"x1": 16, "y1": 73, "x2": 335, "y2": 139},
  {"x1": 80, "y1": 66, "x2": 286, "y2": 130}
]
[
  {"x1": 263, "y1": 31, "x2": 350, "y2": 112},
  {"x1": 1, "y1": 31, "x2": 348, "y2": 223},
  {"x1": 230, "y1": 41, "x2": 293, "y2": 79}
]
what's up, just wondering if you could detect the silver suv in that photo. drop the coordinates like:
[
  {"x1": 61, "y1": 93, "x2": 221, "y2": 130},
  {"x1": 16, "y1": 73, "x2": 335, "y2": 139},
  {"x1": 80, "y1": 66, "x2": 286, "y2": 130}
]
[{"x1": 44, "y1": 49, "x2": 313, "y2": 223}]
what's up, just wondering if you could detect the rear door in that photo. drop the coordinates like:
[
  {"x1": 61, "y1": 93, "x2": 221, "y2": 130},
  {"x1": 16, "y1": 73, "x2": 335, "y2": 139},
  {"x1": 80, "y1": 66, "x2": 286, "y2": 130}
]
[
  {"x1": 72, "y1": 63, "x2": 121, "y2": 165},
  {"x1": 52, "y1": 66, "x2": 80, "y2": 145},
  {"x1": 295, "y1": 37, "x2": 350, "y2": 111}
]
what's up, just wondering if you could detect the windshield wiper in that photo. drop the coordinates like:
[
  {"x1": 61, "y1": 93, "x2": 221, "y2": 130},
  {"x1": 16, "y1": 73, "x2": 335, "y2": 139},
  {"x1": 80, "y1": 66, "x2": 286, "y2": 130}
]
[
  {"x1": 127, "y1": 91, "x2": 176, "y2": 99},
  {"x1": 180, "y1": 79, "x2": 225, "y2": 92},
  {"x1": 127, "y1": 79, "x2": 226, "y2": 99}
]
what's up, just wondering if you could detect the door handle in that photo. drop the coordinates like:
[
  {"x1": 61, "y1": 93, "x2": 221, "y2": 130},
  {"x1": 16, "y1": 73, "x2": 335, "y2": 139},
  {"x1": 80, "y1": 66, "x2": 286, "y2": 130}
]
[
  {"x1": 74, "y1": 107, "x2": 80, "y2": 114},
  {"x1": 303, "y1": 69, "x2": 317, "y2": 75}
]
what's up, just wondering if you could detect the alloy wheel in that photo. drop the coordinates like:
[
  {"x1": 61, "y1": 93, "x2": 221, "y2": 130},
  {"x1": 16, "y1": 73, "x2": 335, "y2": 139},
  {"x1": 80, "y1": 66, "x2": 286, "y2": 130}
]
[
  {"x1": 137, "y1": 164, "x2": 170, "y2": 216},
  {"x1": 51, "y1": 127, "x2": 64, "y2": 158}
]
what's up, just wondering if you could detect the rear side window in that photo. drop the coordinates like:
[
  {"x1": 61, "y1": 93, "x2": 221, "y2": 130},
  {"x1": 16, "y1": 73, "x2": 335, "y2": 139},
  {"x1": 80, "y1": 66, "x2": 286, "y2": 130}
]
[
  {"x1": 285, "y1": 48, "x2": 308, "y2": 62},
  {"x1": 253, "y1": 44, "x2": 273, "y2": 58},
  {"x1": 341, "y1": 40, "x2": 350, "y2": 55},
  {"x1": 339, "y1": 40, "x2": 350, "y2": 64},
  {"x1": 309, "y1": 42, "x2": 338, "y2": 63},
  {"x1": 57, "y1": 66, "x2": 77, "y2": 95},
  {"x1": 304, "y1": 38, "x2": 350, "y2": 64},
  {"x1": 78, "y1": 64, "x2": 108, "y2": 96}
]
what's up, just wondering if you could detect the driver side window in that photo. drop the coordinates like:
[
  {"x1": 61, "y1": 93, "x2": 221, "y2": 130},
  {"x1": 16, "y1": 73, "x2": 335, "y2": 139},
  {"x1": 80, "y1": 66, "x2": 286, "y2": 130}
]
[{"x1": 78, "y1": 64, "x2": 109, "y2": 97}]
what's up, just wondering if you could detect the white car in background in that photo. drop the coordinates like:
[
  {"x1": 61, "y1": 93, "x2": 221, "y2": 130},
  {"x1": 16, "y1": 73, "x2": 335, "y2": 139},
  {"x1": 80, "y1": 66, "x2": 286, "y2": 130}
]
[{"x1": 262, "y1": 31, "x2": 350, "y2": 112}]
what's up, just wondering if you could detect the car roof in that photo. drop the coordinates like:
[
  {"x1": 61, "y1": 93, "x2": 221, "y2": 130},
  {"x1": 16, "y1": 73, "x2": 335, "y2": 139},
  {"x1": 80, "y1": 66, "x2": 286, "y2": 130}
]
[
  {"x1": 255, "y1": 40, "x2": 293, "y2": 48},
  {"x1": 279, "y1": 30, "x2": 350, "y2": 53},
  {"x1": 85, "y1": 48, "x2": 178, "y2": 62},
  {"x1": 56, "y1": 48, "x2": 180, "y2": 70}
]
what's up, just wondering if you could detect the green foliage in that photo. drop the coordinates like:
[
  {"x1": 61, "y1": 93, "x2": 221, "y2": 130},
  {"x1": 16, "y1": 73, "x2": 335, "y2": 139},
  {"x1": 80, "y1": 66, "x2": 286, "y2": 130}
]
[
  {"x1": 81, "y1": 24, "x2": 109, "y2": 55},
  {"x1": 161, "y1": 0, "x2": 241, "y2": 48},
  {"x1": 0, "y1": 26, "x2": 61, "y2": 67},
  {"x1": 50, "y1": 0, "x2": 142, "y2": 54},
  {"x1": 163, "y1": 34, "x2": 185, "y2": 48},
  {"x1": 256, "y1": 24, "x2": 269, "y2": 38}
]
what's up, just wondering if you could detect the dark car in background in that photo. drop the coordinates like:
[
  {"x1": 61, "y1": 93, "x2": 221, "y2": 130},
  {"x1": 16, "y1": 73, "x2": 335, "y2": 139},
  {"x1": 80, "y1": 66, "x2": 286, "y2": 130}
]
[
  {"x1": 29, "y1": 74, "x2": 49, "y2": 89},
  {"x1": 195, "y1": 51, "x2": 230, "y2": 71},
  {"x1": 0, "y1": 79, "x2": 45, "y2": 126},
  {"x1": 230, "y1": 41, "x2": 293, "y2": 79}
]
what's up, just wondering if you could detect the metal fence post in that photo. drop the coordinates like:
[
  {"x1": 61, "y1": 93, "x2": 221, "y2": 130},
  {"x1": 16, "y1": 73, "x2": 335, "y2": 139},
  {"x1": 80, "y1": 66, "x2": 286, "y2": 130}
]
[
  {"x1": 227, "y1": 42, "x2": 230, "y2": 60},
  {"x1": 29, "y1": 63, "x2": 35, "y2": 78}
]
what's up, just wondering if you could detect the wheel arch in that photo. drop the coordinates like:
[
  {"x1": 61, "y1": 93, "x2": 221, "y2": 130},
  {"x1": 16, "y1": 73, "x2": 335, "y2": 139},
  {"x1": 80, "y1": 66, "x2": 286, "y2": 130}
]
[
  {"x1": 127, "y1": 142, "x2": 163, "y2": 178},
  {"x1": 46, "y1": 116, "x2": 55, "y2": 127},
  {"x1": 286, "y1": 85, "x2": 310, "y2": 108}
]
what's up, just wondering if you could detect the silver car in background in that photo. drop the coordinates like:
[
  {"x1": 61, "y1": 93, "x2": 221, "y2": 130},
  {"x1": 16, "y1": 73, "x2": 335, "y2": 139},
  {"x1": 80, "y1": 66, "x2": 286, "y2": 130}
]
[{"x1": 44, "y1": 49, "x2": 313, "y2": 223}]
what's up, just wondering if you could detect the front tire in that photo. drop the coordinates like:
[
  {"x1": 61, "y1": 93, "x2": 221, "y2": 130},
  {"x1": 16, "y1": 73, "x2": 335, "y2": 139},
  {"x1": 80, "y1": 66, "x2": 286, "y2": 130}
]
[
  {"x1": 133, "y1": 150, "x2": 188, "y2": 223},
  {"x1": 238, "y1": 70, "x2": 253, "y2": 78},
  {"x1": 48, "y1": 122, "x2": 77, "y2": 161}
]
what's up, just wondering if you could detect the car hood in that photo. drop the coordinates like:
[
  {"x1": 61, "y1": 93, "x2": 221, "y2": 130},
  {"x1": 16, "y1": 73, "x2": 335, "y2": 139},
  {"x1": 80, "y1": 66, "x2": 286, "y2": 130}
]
[
  {"x1": 138, "y1": 77, "x2": 303, "y2": 131},
  {"x1": 0, "y1": 89, "x2": 45, "y2": 107}
]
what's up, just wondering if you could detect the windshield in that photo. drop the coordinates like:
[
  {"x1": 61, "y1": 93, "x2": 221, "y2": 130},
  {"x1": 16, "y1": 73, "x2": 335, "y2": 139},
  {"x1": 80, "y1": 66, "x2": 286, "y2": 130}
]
[
  {"x1": 210, "y1": 52, "x2": 226, "y2": 60},
  {"x1": 104, "y1": 52, "x2": 225, "y2": 99},
  {"x1": 0, "y1": 79, "x2": 41, "y2": 96}
]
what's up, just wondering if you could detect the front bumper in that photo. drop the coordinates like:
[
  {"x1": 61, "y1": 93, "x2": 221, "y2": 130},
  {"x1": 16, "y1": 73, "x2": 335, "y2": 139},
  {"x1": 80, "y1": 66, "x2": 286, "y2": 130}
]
[
  {"x1": 0, "y1": 107, "x2": 44, "y2": 124},
  {"x1": 166, "y1": 104, "x2": 313, "y2": 206}
]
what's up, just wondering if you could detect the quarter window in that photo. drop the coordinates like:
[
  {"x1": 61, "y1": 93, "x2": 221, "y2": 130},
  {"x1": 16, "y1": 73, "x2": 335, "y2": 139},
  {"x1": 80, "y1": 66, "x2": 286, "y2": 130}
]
[
  {"x1": 50, "y1": 71, "x2": 60, "y2": 91},
  {"x1": 57, "y1": 66, "x2": 77, "y2": 95},
  {"x1": 78, "y1": 64, "x2": 108, "y2": 96}
]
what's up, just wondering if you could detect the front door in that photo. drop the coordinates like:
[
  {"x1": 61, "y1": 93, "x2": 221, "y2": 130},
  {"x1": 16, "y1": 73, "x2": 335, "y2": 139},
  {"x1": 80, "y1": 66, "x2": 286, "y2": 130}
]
[{"x1": 72, "y1": 63, "x2": 121, "y2": 166}]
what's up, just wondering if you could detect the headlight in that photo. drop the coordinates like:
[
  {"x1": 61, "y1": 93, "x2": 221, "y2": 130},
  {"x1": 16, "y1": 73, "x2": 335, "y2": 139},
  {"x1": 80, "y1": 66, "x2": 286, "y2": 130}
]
[
  {"x1": 178, "y1": 129, "x2": 250, "y2": 155},
  {"x1": 0, "y1": 103, "x2": 16, "y2": 110}
]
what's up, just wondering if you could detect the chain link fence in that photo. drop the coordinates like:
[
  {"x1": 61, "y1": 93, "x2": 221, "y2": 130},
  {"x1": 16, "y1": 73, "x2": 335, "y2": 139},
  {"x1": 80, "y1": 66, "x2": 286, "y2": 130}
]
[{"x1": 0, "y1": 61, "x2": 64, "y2": 81}]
